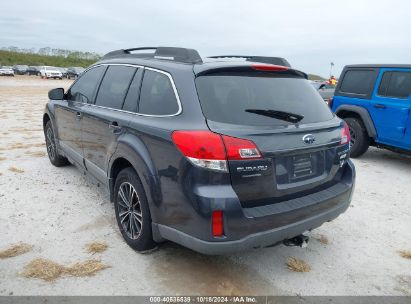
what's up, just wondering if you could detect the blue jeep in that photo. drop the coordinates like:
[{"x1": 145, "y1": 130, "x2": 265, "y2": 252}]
[{"x1": 331, "y1": 64, "x2": 411, "y2": 157}]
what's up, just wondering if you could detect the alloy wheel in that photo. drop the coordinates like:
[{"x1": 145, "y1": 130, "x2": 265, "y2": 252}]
[
  {"x1": 349, "y1": 126, "x2": 356, "y2": 147},
  {"x1": 117, "y1": 182, "x2": 143, "y2": 240},
  {"x1": 46, "y1": 127, "x2": 56, "y2": 161}
]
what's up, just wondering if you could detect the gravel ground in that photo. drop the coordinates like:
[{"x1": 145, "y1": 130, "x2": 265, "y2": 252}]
[{"x1": 0, "y1": 76, "x2": 410, "y2": 296}]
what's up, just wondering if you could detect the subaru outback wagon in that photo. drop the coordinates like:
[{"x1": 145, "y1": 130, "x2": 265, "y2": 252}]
[{"x1": 43, "y1": 47, "x2": 355, "y2": 254}]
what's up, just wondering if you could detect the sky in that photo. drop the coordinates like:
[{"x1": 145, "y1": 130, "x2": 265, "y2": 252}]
[{"x1": 0, "y1": 0, "x2": 410, "y2": 77}]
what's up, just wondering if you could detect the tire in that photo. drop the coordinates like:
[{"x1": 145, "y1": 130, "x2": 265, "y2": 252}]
[
  {"x1": 344, "y1": 117, "x2": 370, "y2": 158},
  {"x1": 114, "y1": 167, "x2": 156, "y2": 252},
  {"x1": 44, "y1": 121, "x2": 70, "y2": 167}
]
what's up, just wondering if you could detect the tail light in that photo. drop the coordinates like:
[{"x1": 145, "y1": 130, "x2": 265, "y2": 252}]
[
  {"x1": 341, "y1": 122, "x2": 350, "y2": 145},
  {"x1": 221, "y1": 135, "x2": 261, "y2": 160},
  {"x1": 171, "y1": 130, "x2": 262, "y2": 172},
  {"x1": 212, "y1": 210, "x2": 224, "y2": 237}
]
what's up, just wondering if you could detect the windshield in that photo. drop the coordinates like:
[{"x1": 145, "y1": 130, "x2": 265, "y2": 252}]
[{"x1": 195, "y1": 75, "x2": 333, "y2": 126}]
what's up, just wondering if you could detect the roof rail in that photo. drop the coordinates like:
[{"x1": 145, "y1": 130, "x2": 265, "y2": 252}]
[
  {"x1": 102, "y1": 47, "x2": 203, "y2": 64},
  {"x1": 208, "y1": 55, "x2": 291, "y2": 67}
]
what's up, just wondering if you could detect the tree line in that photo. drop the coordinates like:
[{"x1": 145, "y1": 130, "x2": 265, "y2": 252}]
[{"x1": 0, "y1": 46, "x2": 101, "y2": 67}]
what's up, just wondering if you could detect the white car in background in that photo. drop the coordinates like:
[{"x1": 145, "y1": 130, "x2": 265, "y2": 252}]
[
  {"x1": 0, "y1": 66, "x2": 15, "y2": 76},
  {"x1": 40, "y1": 66, "x2": 63, "y2": 79}
]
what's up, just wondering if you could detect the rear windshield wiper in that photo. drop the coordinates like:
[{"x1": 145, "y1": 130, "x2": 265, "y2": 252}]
[{"x1": 245, "y1": 109, "x2": 304, "y2": 123}]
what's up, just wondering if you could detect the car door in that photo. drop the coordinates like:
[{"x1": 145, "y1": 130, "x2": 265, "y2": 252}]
[
  {"x1": 81, "y1": 65, "x2": 142, "y2": 184},
  {"x1": 54, "y1": 65, "x2": 106, "y2": 166},
  {"x1": 370, "y1": 69, "x2": 411, "y2": 145}
]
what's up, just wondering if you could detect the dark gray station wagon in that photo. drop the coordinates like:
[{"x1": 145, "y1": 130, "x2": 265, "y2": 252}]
[{"x1": 43, "y1": 47, "x2": 355, "y2": 254}]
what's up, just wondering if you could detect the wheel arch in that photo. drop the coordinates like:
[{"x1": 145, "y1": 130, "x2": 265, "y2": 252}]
[
  {"x1": 43, "y1": 113, "x2": 51, "y2": 128},
  {"x1": 108, "y1": 135, "x2": 161, "y2": 221},
  {"x1": 335, "y1": 105, "x2": 377, "y2": 138}
]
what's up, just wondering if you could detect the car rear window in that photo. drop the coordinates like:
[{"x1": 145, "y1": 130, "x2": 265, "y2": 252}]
[{"x1": 195, "y1": 75, "x2": 333, "y2": 126}]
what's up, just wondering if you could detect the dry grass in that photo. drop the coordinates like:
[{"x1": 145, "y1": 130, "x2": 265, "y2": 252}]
[
  {"x1": 8, "y1": 166, "x2": 24, "y2": 173},
  {"x1": 286, "y1": 257, "x2": 311, "y2": 272},
  {"x1": 0, "y1": 243, "x2": 33, "y2": 259},
  {"x1": 66, "y1": 259, "x2": 110, "y2": 277},
  {"x1": 314, "y1": 234, "x2": 329, "y2": 245},
  {"x1": 22, "y1": 258, "x2": 65, "y2": 281},
  {"x1": 85, "y1": 241, "x2": 108, "y2": 254},
  {"x1": 22, "y1": 258, "x2": 110, "y2": 281},
  {"x1": 25, "y1": 150, "x2": 46, "y2": 157},
  {"x1": 7, "y1": 142, "x2": 45, "y2": 150},
  {"x1": 10, "y1": 128, "x2": 42, "y2": 132},
  {"x1": 399, "y1": 250, "x2": 411, "y2": 259}
]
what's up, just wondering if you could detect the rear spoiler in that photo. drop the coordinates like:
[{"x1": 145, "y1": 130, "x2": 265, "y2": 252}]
[
  {"x1": 208, "y1": 55, "x2": 291, "y2": 67},
  {"x1": 195, "y1": 64, "x2": 307, "y2": 79}
]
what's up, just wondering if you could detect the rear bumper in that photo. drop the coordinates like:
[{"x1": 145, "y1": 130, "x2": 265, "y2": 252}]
[
  {"x1": 154, "y1": 160, "x2": 355, "y2": 255},
  {"x1": 156, "y1": 197, "x2": 350, "y2": 255}
]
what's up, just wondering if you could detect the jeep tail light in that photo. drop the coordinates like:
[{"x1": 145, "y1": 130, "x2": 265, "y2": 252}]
[
  {"x1": 171, "y1": 130, "x2": 262, "y2": 172},
  {"x1": 327, "y1": 97, "x2": 334, "y2": 108},
  {"x1": 341, "y1": 122, "x2": 350, "y2": 145},
  {"x1": 212, "y1": 210, "x2": 224, "y2": 237}
]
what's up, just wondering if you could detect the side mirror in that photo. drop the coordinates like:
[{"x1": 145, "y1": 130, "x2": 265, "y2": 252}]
[{"x1": 48, "y1": 88, "x2": 65, "y2": 100}]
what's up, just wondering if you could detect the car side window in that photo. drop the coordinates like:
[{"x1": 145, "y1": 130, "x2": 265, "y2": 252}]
[
  {"x1": 68, "y1": 66, "x2": 106, "y2": 103},
  {"x1": 138, "y1": 70, "x2": 179, "y2": 115},
  {"x1": 377, "y1": 72, "x2": 392, "y2": 96},
  {"x1": 339, "y1": 70, "x2": 375, "y2": 95},
  {"x1": 95, "y1": 65, "x2": 136, "y2": 110},
  {"x1": 384, "y1": 72, "x2": 411, "y2": 99},
  {"x1": 123, "y1": 69, "x2": 143, "y2": 112}
]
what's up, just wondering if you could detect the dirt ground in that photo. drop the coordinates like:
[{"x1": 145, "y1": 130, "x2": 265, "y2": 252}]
[{"x1": 0, "y1": 76, "x2": 410, "y2": 296}]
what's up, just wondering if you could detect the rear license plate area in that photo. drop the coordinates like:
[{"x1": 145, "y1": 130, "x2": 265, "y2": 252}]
[
  {"x1": 290, "y1": 154, "x2": 316, "y2": 180},
  {"x1": 275, "y1": 151, "x2": 327, "y2": 185}
]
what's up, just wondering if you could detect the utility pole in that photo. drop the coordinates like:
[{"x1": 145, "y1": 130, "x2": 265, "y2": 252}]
[{"x1": 329, "y1": 62, "x2": 335, "y2": 78}]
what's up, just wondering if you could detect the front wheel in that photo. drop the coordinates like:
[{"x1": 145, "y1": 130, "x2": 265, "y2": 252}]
[
  {"x1": 114, "y1": 168, "x2": 156, "y2": 252},
  {"x1": 345, "y1": 117, "x2": 370, "y2": 158},
  {"x1": 44, "y1": 121, "x2": 70, "y2": 167}
]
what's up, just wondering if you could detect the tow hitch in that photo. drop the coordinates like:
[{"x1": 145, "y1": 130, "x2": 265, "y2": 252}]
[{"x1": 283, "y1": 234, "x2": 309, "y2": 248}]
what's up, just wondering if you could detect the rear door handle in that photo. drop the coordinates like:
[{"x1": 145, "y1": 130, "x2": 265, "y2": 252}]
[
  {"x1": 374, "y1": 104, "x2": 386, "y2": 109},
  {"x1": 75, "y1": 112, "x2": 83, "y2": 120},
  {"x1": 109, "y1": 121, "x2": 122, "y2": 133}
]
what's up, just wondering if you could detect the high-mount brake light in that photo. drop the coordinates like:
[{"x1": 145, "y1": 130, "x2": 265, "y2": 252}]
[
  {"x1": 341, "y1": 122, "x2": 351, "y2": 145},
  {"x1": 251, "y1": 63, "x2": 289, "y2": 72},
  {"x1": 171, "y1": 131, "x2": 262, "y2": 172}
]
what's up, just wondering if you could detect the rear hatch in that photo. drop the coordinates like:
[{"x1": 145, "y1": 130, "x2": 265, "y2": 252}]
[{"x1": 194, "y1": 64, "x2": 349, "y2": 207}]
